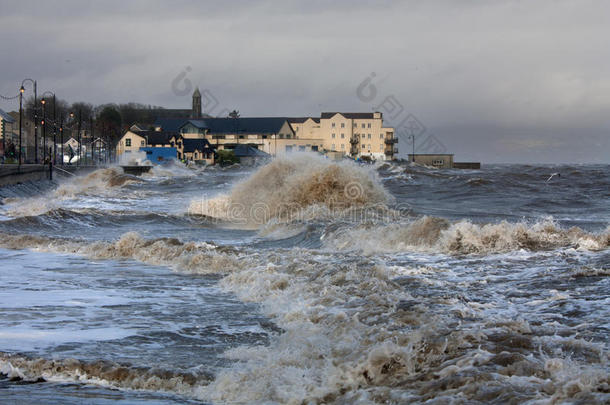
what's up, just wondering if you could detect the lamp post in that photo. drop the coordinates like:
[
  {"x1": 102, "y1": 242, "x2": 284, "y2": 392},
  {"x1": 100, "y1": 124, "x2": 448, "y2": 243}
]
[
  {"x1": 19, "y1": 79, "x2": 36, "y2": 163},
  {"x1": 69, "y1": 112, "x2": 74, "y2": 165},
  {"x1": 41, "y1": 98, "x2": 47, "y2": 163},
  {"x1": 41, "y1": 92, "x2": 56, "y2": 164},
  {"x1": 90, "y1": 116, "x2": 94, "y2": 165},
  {"x1": 77, "y1": 110, "x2": 82, "y2": 166},
  {"x1": 408, "y1": 134, "x2": 415, "y2": 162},
  {"x1": 59, "y1": 117, "x2": 64, "y2": 166},
  {"x1": 18, "y1": 86, "x2": 24, "y2": 166}
]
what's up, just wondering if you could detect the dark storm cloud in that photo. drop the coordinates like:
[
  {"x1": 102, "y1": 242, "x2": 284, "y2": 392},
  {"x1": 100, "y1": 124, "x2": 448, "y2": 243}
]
[{"x1": 1, "y1": 0, "x2": 608, "y2": 162}]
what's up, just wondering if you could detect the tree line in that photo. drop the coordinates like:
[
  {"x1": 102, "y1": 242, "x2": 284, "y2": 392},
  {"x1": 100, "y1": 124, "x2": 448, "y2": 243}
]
[{"x1": 24, "y1": 97, "x2": 169, "y2": 146}]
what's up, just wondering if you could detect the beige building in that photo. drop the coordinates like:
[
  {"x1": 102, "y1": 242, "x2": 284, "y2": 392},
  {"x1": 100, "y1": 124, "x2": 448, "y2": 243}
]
[
  {"x1": 312, "y1": 112, "x2": 396, "y2": 160},
  {"x1": 116, "y1": 130, "x2": 146, "y2": 155},
  {"x1": 168, "y1": 118, "x2": 324, "y2": 157},
  {"x1": 285, "y1": 112, "x2": 397, "y2": 160},
  {"x1": 116, "y1": 129, "x2": 215, "y2": 164},
  {"x1": 119, "y1": 112, "x2": 397, "y2": 164}
]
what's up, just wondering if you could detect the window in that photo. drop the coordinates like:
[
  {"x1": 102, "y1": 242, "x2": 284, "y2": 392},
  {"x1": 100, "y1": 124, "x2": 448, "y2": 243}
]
[
  {"x1": 286, "y1": 134, "x2": 291, "y2": 139},
  {"x1": 362, "y1": 144, "x2": 365, "y2": 149},
  {"x1": 332, "y1": 133, "x2": 336, "y2": 138},
  {"x1": 353, "y1": 123, "x2": 357, "y2": 128},
  {"x1": 125, "y1": 138, "x2": 131, "y2": 147},
  {"x1": 361, "y1": 134, "x2": 365, "y2": 139},
  {"x1": 368, "y1": 134, "x2": 371, "y2": 139},
  {"x1": 279, "y1": 134, "x2": 284, "y2": 139},
  {"x1": 380, "y1": 134, "x2": 383, "y2": 139},
  {"x1": 141, "y1": 140, "x2": 145, "y2": 146},
  {"x1": 341, "y1": 133, "x2": 344, "y2": 139},
  {"x1": 361, "y1": 123, "x2": 365, "y2": 128},
  {"x1": 341, "y1": 144, "x2": 345, "y2": 149},
  {"x1": 298, "y1": 145, "x2": 306, "y2": 151},
  {"x1": 367, "y1": 123, "x2": 371, "y2": 128},
  {"x1": 433, "y1": 159, "x2": 444, "y2": 166},
  {"x1": 380, "y1": 145, "x2": 384, "y2": 151},
  {"x1": 311, "y1": 145, "x2": 318, "y2": 151},
  {"x1": 332, "y1": 123, "x2": 335, "y2": 128},
  {"x1": 341, "y1": 123, "x2": 345, "y2": 128},
  {"x1": 331, "y1": 144, "x2": 335, "y2": 150}
]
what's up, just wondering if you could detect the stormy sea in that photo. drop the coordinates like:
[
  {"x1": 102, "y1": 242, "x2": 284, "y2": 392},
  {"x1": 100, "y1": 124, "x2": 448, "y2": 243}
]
[{"x1": 0, "y1": 156, "x2": 608, "y2": 404}]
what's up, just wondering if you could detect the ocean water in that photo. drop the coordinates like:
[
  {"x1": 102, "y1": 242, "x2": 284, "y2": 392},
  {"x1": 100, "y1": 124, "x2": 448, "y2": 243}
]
[{"x1": 0, "y1": 156, "x2": 608, "y2": 404}]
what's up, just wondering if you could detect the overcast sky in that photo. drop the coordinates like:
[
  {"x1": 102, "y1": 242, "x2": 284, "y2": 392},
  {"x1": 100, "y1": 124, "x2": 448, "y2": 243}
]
[{"x1": 1, "y1": 0, "x2": 608, "y2": 163}]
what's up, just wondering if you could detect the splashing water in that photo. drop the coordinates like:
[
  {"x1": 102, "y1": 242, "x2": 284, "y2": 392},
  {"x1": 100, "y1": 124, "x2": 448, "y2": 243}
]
[{"x1": 0, "y1": 160, "x2": 608, "y2": 404}]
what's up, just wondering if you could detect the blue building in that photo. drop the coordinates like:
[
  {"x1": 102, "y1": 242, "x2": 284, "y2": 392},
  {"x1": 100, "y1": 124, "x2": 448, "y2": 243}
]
[{"x1": 139, "y1": 147, "x2": 177, "y2": 164}]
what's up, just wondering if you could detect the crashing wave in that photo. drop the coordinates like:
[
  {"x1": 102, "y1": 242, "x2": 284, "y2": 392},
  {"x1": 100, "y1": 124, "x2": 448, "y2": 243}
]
[
  {"x1": 188, "y1": 154, "x2": 390, "y2": 226},
  {"x1": 0, "y1": 352, "x2": 210, "y2": 395},
  {"x1": 323, "y1": 217, "x2": 610, "y2": 254}
]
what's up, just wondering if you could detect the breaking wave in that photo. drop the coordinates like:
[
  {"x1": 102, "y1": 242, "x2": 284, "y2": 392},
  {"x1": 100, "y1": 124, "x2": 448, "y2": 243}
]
[
  {"x1": 0, "y1": 229, "x2": 608, "y2": 403},
  {"x1": 0, "y1": 232, "x2": 241, "y2": 275},
  {"x1": 54, "y1": 167, "x2": 142, "y2": 196},
  {"x1": 1, "y1": 167, "x2": 142, "y2": 218},
  {"x1": 188, "y1": 154, "x2": 391, "y2": 226},
  {"x1": 323, "y1": 217, "x2": 610, "y2": 255},
  {"x1": 0, "y1": 352, "x2": 211, "y2": 396}
]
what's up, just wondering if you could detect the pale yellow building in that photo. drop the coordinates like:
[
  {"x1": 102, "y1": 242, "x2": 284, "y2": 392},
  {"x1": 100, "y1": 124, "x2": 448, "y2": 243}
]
[{"x1": 289, "y1": 112, "x2": 396, "y2": 160}]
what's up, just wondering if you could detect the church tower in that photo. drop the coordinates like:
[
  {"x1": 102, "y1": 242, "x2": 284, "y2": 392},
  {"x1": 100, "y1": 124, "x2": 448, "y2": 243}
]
[{"x1": 192, "y1": 87, "x2": 202, "y2": 118}]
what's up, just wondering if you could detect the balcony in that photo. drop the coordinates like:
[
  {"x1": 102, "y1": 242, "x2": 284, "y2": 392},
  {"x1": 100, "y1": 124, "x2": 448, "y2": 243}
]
[
  {"x1": 384, "y1": 137, "x2": 398, "y2": 144},
  {"x1": 349, "y1": 137, "x2": 359, "y2": 144}
]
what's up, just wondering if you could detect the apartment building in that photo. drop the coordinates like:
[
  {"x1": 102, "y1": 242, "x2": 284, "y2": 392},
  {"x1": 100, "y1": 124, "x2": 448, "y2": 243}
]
[{"x1": 313, "y1": 112, "x2": 396, "y2": 160}]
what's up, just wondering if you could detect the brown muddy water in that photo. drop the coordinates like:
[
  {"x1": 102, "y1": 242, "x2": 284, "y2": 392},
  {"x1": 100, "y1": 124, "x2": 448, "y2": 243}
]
[{"x1": 0, "y1": 156, "x2": 608, "y2": 404}]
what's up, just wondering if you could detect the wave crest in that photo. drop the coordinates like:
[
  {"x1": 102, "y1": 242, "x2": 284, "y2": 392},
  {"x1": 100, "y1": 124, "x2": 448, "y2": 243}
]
[
  {"x1": 0, "y1": 352, "x2": 210, "y2": 395},
  {"x1": 189, "y1": 154, "x2": 390, "y2": 226},
  {"x1": 324, "y1": 217, "x2": 610, "y2": 254}
]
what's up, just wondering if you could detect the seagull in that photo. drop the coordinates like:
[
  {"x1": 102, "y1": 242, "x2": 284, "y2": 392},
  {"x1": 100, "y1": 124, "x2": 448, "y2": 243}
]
[{"x1": 546, "y1": 173, "x2": 561, "y2": 182}]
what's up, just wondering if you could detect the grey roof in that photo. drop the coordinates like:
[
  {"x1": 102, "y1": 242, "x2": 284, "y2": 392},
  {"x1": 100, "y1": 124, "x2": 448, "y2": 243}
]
[
  {"x1": 154, "y1": 117, "x2": 191, "y2": 131},
  {"x1": 320, "y1": 112, "x2": 376, "y2": 119},
  {"x1": 0, "y1": 108, "x2": 15, "y2": 123},
  {"x1": 207, "y1": 117, "x2": 289, "y2": 134},
  {"x1": 183, "y1": 138, "x2": 215, "y2": 153},
  {"x1": 181, "y1": 119, "x2": 208, "y2": 129},
  {"x1": 156, "y1": 117, "x2": 292, "y2": 135},
  {"x1": 139, "y1": 131, "x2": 180, "y2": 145},
  {"x1": 287, "y1": 117, "x2": 320, "y2": 124},
  {"x1": 233, "y1": 144, "x2": 270, "y2": 157}
]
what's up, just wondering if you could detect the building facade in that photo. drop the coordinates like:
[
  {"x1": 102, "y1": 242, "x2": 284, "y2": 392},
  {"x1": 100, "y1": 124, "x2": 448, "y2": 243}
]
[
  {"x1": 313, "y1": 112, "x2": 396, "y2": 160},
  {"x1": 116, "y1": 111, "x2": 397, "y2": 163}
]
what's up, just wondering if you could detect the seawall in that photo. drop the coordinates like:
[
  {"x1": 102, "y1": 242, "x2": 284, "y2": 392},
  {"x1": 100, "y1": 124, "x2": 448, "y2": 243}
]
[{"x1": 0, "y1": 164, "x2": 98, "y2": 187}]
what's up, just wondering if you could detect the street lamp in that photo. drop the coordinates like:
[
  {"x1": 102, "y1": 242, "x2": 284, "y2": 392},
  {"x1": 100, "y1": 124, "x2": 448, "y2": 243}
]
[
  {"x1": 41, "y1": 98, "x2": 46, "y2": 163},
  {"x1": 20, "y1": 79, "x2": 37, "y2": 163},
  {"x1": 76, "y1": 110, "x2": 82, "y2": 166},
  {"x1": 18, "y1": 86, "x2": 25, "y2": 166},
  {"x1": 41, "y1": 92, "x2": 56, "y2": 164},
  {"x1": 408, "y1": 135, "x2": 415, "y2": 163}
]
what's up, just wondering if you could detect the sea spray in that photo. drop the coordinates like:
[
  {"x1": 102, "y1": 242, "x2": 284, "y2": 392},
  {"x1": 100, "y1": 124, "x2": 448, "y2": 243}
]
[{"x1": 188, "y1": 154, "x2": 391, "y2": 226}]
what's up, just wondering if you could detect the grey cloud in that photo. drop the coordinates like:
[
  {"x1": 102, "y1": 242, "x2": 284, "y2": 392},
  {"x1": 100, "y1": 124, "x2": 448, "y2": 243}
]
[{"x1": 1, "y1": 0, "x2": 608, "y2": 162}]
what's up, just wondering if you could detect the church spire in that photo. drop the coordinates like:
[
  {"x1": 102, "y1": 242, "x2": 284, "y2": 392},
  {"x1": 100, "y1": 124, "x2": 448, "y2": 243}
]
[{"x1": 192, "y1": 87, "x2": 202, "y2": 118}]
